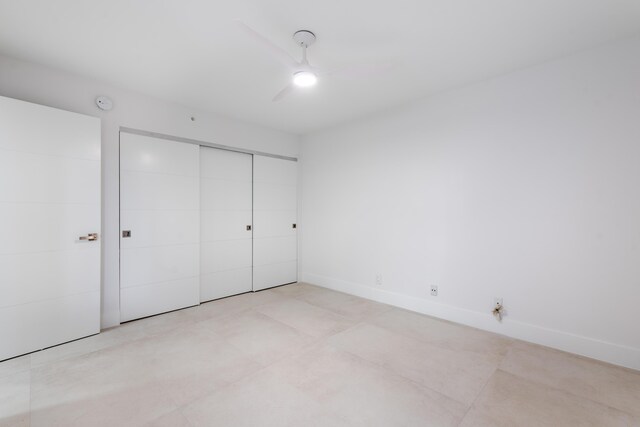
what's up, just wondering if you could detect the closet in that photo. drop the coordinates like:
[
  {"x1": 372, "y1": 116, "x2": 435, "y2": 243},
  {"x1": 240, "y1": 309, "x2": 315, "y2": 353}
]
[{"x1": 119, "y1": 130, "x2": 297, "y2": 322}]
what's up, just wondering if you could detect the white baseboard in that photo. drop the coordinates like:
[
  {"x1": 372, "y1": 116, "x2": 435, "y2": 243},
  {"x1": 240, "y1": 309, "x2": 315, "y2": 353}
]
[{"x1": 301, "y1": 272, "x2": 640, "y2": 371}]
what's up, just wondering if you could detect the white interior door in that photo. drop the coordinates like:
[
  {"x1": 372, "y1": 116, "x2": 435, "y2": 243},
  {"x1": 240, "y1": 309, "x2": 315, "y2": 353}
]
[
  {"x1": 200, "y1": 147, "x2": 253, "y2": 301},
  {"x1": 120, "y1": 133, "x2": 199, "y2": 322},
  {"x1": 253, "y1": 156, "x2": 297, "y2": 291},
  {"x1": 0, "y1": 96, "x2": 101, "y2": 361}
]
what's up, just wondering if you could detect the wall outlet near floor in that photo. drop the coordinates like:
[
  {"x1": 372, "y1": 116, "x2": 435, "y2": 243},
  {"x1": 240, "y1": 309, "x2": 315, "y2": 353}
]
[
  {"x1": 375, "y1": 274, "x2": 383, "y2": 286},
  {"x1": 493, "y1": 297, "x2": 505, "y2": 321},
  {"x1": 430, "y1": 285, "x2": 438, "y2": 296}
]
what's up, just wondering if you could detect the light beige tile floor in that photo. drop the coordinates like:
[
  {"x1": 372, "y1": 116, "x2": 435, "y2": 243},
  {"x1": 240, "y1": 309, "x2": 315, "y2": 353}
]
[{"x1": 1, "y1": 282, "x2": 639, "y2": 426}]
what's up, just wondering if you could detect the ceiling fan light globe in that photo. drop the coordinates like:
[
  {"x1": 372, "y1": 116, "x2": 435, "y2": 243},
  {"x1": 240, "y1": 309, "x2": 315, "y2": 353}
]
[{"x1": 293, "y1": 71, "x2": 317, "y2": 87}]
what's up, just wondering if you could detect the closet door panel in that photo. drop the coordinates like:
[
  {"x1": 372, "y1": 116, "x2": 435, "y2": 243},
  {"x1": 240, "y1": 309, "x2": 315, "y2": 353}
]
[
  {"x1": 119, "y1": 210, "x2": 199, "y2": 249},
  {"x1": 120, "y1": 171, "x2": 199, "y2": 211},
  {"x1": 200, "y1": 268, "x2": 252, "y2": 303},
  {"x1": 200, "y1": 179, "x2": 252, "y2": 211},
  {"x1": 120, "y1": 134, "x2": 198, "y2": 175},
  {"x1": 201, "y1": 211, "x2": 252, "y2": 242},
  {"x1": 253, "y1": 261, "x2": 298, "y2": 292},
  {"x1": 253, "y1": 156, "x2": 297, "y2": 185},
  {"x1": 253, "y1": 182, "x2": 297, "y2": 211},
  {"x1": 200, "y1": 147, "x2": 251, "y2": 181},
  {"x1": 253, "y1": 236, "x2": 297, "y2": 267},
  {"x1": 200, "y1": 148, "x2": 253, "y2": 302},
  {"x1": 253, "y1": 210, "x2": 297, "y2": 239},
  {"x1": 120, "y1": 133, "x2": 200, "y2": 322},
  {"x1": 201, "y1": 240, "x2": 252, "y2": 274},
  {"x1": 120, "y1": 244, "x2": 199, "y2": 288},
  {"x1": 120, "y1": 277, "x2": 199, "y2": 322},
  {"x1": 253, "y1": 156, "x2": 297, "y2": 291}
]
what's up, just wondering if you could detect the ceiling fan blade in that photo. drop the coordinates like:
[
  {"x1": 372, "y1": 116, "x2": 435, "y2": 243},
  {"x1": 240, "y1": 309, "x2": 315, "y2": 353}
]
[
  {"x1": 236, "y1": 20, "x2": 298, "y2": 69},
  {"x1": 272, "y1": 84, "x2": 295, "y2": 102},
  {"x1": 323, "y1": 63, "x2": 394, "y2": 79}
]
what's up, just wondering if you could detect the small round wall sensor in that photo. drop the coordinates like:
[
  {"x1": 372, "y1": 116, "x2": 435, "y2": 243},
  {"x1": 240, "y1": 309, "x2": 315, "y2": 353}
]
[{"x1": 95, "y1": 96, "x2": 113, "y2": 111}]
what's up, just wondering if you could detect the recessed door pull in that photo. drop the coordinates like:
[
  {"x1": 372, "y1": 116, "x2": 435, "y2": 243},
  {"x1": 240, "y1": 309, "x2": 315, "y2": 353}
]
[
  {"x1": 246, "y1": 225, "x2": 252, "y2": 231},
  {"x1": 122, "y1": 230, "x2": 132, "y2": 238},
  {"x1": 292, "y1": 224, "x2": 297, "y2": 229},
  {"x1": 79, "y1": 233, "x2": 99, "y2": 241}
]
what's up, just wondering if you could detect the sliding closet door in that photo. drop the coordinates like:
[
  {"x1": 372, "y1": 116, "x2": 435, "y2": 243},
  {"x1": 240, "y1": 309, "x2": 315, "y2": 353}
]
[
  {"x1": 120, "y1": 133, "x2": 199, "y2": 322},
  {"x1": 0, "y1": 96, "x2": 101, "y2": 361},
  {"x1": 253, "y1": 156, "x2": 297, "y2": 291},
  {"x1": 200, "y1": 147, "x2": 253, "y2": 301}
]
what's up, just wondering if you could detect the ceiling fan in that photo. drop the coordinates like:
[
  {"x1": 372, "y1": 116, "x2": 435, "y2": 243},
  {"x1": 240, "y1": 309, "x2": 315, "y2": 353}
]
[{"x1": 237, "y1": 21, "x2": 390, "y2": 102}]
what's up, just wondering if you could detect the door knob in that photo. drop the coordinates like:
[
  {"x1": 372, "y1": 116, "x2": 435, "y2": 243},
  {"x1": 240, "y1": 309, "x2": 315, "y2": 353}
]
[{"x1": 79, "y1": 233, "x2": 99, "y2": 241}]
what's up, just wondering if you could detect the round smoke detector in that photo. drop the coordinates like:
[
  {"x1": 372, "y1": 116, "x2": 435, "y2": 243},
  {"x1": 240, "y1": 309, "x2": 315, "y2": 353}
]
[
  {"x1": 95, "y1": 96, "x2": 113, "y2": 111},
  {"x1": 292, "y1": 30, "x2": 316, "y2": 47}
]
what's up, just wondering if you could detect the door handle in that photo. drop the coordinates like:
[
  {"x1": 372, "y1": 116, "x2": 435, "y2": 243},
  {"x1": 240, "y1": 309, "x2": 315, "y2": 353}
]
[
  {"x1": 79, "y1": 233, "x2": 99, "y2": 241},
  {"x1": 246, "y1": 225, "x2": 252, "y2": 231}
]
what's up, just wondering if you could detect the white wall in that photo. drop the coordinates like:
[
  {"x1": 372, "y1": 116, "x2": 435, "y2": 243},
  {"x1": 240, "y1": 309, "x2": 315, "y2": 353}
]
[
  {"x1": 0, "y1": 54, "x2": 299, "y2": 328},
  {"x1": 299, "y1": 36, "x2": 640, "y2": 370}
]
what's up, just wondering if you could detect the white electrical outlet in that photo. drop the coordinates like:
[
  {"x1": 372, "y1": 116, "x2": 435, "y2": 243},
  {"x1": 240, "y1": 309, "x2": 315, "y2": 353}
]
[
  {"x1": 493, "y1": 297, "x2": 505, "y2": 321},
  {"x1": 375, "y1": 274, "x2": 383, "y2": 286},
  {"x1": 430, "y1": 285, "x2": 438, "y2": 296}
]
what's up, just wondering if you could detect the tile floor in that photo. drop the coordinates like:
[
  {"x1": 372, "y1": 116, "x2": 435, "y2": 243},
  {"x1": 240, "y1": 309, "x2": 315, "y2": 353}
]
[{"x1": 1, "y1": 283, "x2": 639, "y2": 426}]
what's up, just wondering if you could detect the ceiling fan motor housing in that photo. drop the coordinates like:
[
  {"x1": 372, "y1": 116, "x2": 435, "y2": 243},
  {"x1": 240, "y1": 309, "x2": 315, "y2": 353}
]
[{"x1": 293, "y1": 30, "x2": 316, "y2": 47}]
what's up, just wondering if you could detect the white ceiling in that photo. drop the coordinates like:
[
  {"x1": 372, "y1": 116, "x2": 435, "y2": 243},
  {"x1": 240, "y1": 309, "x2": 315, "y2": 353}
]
[{"x1": 0, "y1": 1, "x2": 639, "y2": 134}]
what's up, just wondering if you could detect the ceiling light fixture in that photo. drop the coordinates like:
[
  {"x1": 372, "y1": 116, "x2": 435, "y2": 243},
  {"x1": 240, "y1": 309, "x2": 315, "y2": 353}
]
[
  {"x1": 237, "y1": 22, "x2": 392, "y2": 101},
  {"x1": 293, "y1": 70, "x2": 317, "y2": 87}
]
